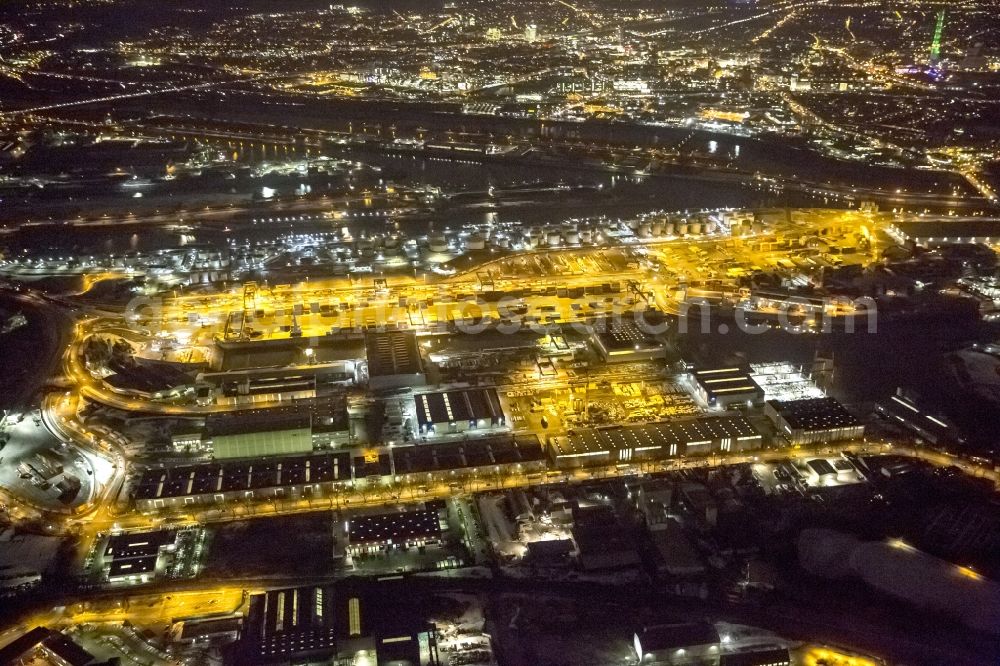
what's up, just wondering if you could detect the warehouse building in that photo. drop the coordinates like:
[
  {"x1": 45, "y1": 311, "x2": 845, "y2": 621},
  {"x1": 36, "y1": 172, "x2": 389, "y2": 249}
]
[
  {"x1": 414, "y1": 387, "x2": 505, "y2": 436},
  {"x1": 131, "y1": 451, "x2": 354, "y2": 512},
  {"x1": 887, "y1": 220, "x2": 1000, "y2": 247},
  {"x1": 633, "y1": 622, "x2": 721, "y2": 665},
  {"x1": 689, "y1": 367, "x2": 765, "y2": 410},
  {"x1": 188, "y1": 395, "x2": 351, "y2": 458},
  {"x1": 548, "y1": 415, "x2": 762, "y2": 469},
  {"x1": 224, "y1": 579, "x2": 440, "y2": 665},
  {"x1": 103, "y1": 529, "x2": 176, "y2": 582},
  {"x1": 132, "y1": 434, "x2": 545, "y2": 512},
  {"x1": 572, "y1": 504, "x2": 641, "y2": 571},
  {"x1": 874, "y1": 389, "x2": 965, "y2": 447},
  {"x1": 649, "y1": 518, "x2": 705, "y2": 578},
  {"x1": 207, "y1": 411, "x2": 313, "y2": 460},
  {"x1": 764, "y1": 397, "x2": 864, "y2": 445},
  {"x1": 366, "y1": 329, "x2": 426, "y2": 390},
  {"x1": 347, "y1": 509, "x2": 442, "y2": 555},
  {"x1": 591, "y1": 318, "x2": 666, "y2": 363},
  {"x1": 0, "y1": 627, "x2": 111, "y2": 666}
]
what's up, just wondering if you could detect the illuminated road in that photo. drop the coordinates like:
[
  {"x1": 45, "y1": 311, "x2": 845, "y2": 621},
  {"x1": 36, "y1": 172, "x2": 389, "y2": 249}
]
[{"x1": 0, "y1": 75, "x2": 270, "y2": 119}]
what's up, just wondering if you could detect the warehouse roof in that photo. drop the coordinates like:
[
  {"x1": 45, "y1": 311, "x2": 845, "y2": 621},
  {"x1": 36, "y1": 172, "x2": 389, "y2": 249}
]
[
  {"x1": 636, "y1": 622, "x2": 720, "y2": 652},
  {"x1": 109, "y1": 555, "x2": 157, "y2": 578},
  {"x1": 105, "y1": 530, "x2": 174, "y2": 560},
  {"x1": 226, "y1": 579, "x2": 434, "y2": 665},
  {"x1": 391, "y1": 434, "x2": 544, "y2": 475},
  {"x1": 691, "y1": 366, "x2": 763, "y2": 402},
  {"x1": 206, "y1": 411, "x2": 311, "y2": 438},
  {"x1": 349, "y1": 509, "x2": 441, "y2": 545},
  {"x1": 366, "y1": 329, "x2": 423, "y2": 377},
  {"x1": 551, "y1": 415, "x2": 760, "y2": 459},
  {"x1": 415, "y1": 387, "x2": 503, "y2": 427},
  {"x1": 891, "y1": 220, "x2": 1000, "y2": 241},
  {"x1": 767, "y1": 397, "x2": 859, "y2": 431},
  {"x1": 0, "y1": 627, "x2": 100, "y2": 666},
  {"x1": 133, "y1": 435, "x2": 544, "y2": 502},
  {"x1": 132, "y1": 451, "x2": 354, "y2": 501}
]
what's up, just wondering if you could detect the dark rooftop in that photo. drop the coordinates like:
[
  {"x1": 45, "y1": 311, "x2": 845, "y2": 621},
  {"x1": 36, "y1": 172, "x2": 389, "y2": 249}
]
[
  {"x1": 132, "y1": 434, "x2": 544, "y2": 502},
  {"x1": 105, "y1": 530, "x2": 174, "y2": 560},
  {"x1": 366, "y1": 329, "x2": 423, "y2": 377},
  {"x1": 224, "y1": 578, "x2": 435, "y2": 665},
  {"x1": 415, "y1": 387, "x2": 504, "y2": 427},
  {"x1": 594, "y1": 317, "x2": 661, "y2": 352},
  {"x1": 348, "y1": 509, "x2": 441, "y2": 545},
  {"x1": 892, "y1": 220, "x2": 1000, "y2": 240},
  {"x1": 767, "y1": 397, "x2": 860, "y2": 431},
  {"x1": 109, "y1": 555, "x2": 157, "y2": 578},
  {"x1": 636, "y1": 622, "x2": 720, "y2": 652}
]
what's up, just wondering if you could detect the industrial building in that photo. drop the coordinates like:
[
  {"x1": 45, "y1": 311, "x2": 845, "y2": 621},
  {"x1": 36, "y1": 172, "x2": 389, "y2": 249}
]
[
  {"x1": 347, "y1": 509, "x2": 442, "y2": 555},
  {"x1": 201, "y1": 395, "x2": 351, "y2": 459},
  {"x1": 633, "y1": 622, "x2": 721, "y2": 665},
  {"x1": 591, "y1": 317, "x2": 666, "y2": 363},
  {"x1": 389, "y1": 434, "x2": 546, "y2": 482},
  {"x1": 748, "y1": 289, "x2": 830, "y2": 315},
  {"x1": 131, "y1": 451, "x2": 355, "y2": 512},
  {"x1": 649, "y1": 518, "x2": 705, "y2": 578},
  {"x1": 132, "y1": 434, "x2": 545, "y2": 512},
  {"x1": 886, "y1": 220, "x2": 1000, "y2": 247},
  {"x1": 874, "y1": 389, "x2": 965, "y2": 447},
  {"x1": 414, "y1": 387, "x2": 505, "y2": 435},
  {"x1": 203, "y1": 361, "x2": 358, "y2": 400},
  {"x1": 224, "y1": 579, "x2": 440, "y2": 665},
  {"x1": 572, "y1": 504, "x2": 641, "y2": 570},
  {"x1": 366, "y1": 329, "x2": 426, "y2": 390},
  {"x1": 631, "y1": 481, "x2": 705, "y2": 576},
  {"x1": 797, "y1": 457, "x2": 867, "y2": 488},
  {"x1": 0, "y1": 627, "x2": 113, "y2": 666},
  {"x1": 548, "y1": 415, "x2": 762, "y2": 469},
  {"x1": 764, "y1": 397, "x2": 864, "y2": 445},
  {"x1": 689, "y1": 367, "x2": 765, "y2": 410},
  {"x1": 207, "y1": 411, "x2": 313, "y2": 460},
  {"x1": 103, "y1": 529, "x2": 176, "y2": 582}
]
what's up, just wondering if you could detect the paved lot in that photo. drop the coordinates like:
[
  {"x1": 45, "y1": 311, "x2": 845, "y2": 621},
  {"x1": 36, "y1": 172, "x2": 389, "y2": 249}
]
[{"x1": 0, "y1": 413, "x2": 96, "y2": 512}]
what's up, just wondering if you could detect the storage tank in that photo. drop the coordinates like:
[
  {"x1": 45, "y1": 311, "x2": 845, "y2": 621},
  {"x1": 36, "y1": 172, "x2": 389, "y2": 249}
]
[
  {"x1": 580, "y1": 229, "x2": 593, "y2": 244},
  {"x1": 428, "y1": 234, "x2": 449, "y2": 253},
  {"x1": 627, "y1": 218, "x2": 641, "y2": 231},
  {"x1": 652, "y1": 221, "x2": 665, "y2": 237},
  {"x1": 688, "y1": 221, "x2": 702, "y2": 235},
  {"x1": 565, "y1": 230, "x2": 580, "y2": 245},
  {"x1": 752, "y1": 221, "x2": 764, "y2": 234},
  {"x1": 638, "y1": 223, "x2": 652, "y2": 238},
  {"x1": 675, "y1": 222, "x2": 689, "y2": 236},
  {"x1": 665, "y1": 221, "x2": 676, "y2": 236},
  {"x1": 547, "y1": 231, "x2": 562, "y2": 247},
  {"x1": 467, "y1": 232, "x2": 486, "y2": 250}
]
